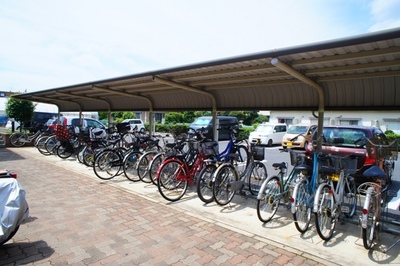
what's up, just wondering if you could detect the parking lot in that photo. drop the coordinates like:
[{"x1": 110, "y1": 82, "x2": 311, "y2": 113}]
[{"x1": 0, "y1": 145, "x2": 399, "y2": 265}]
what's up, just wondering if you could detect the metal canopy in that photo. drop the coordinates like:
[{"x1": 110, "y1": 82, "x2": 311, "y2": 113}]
[{"x1": 13, "y1": 27, "x2": 400, "y2": 113}]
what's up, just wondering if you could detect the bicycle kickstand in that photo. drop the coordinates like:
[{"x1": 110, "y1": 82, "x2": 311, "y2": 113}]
[{"x1": 383, "y1": 238, "x2": 400, "y2": 253}]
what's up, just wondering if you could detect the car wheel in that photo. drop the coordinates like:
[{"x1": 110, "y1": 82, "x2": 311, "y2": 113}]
[{"x1": 267, "y1": 139, "x2": 273, "y2": 147}]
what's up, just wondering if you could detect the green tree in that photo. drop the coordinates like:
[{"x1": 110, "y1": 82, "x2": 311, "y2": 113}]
[{"x1": 5, "y1": 96, "x2": 35, "y2": 131}]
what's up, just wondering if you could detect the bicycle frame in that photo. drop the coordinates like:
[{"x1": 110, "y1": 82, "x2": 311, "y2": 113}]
[{"x1": 156, "y1": 150, "x2": 207, "y2": 186}]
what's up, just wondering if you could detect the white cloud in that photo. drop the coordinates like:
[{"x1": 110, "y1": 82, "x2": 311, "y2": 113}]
[
  {"x1": 0, "y1": 0, "x2": 399, "y2": 93},
  {"x1": 369, "y1": 0, "x2": 400, "y2": 31}
]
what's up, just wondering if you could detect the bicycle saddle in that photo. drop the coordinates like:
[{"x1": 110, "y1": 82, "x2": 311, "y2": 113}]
[
  {"x1": 272, "y1": 162, "x2": 286, "y2": 170},
  {"x1": 363, "y1": 165, "x2": 387, "y2": 179}
]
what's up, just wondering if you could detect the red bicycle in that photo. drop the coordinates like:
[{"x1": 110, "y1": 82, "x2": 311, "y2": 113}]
[{"x1": 156, "y1": 128, "x2": 216, "y2": 202}]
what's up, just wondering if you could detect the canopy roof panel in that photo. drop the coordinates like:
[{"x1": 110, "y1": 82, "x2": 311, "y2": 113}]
[{"x1": 14, "y1": 27, "x2": 400, "y2": 112}]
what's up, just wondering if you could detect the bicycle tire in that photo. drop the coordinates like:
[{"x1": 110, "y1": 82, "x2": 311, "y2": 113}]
[
  {"x1": 149, "y1": 153, "x2": 165, "y2": 185},
  {"x1": 137, "y1": 151, "x2": 158, "y2": 183},
  {"x1": 292, "y1": 180, "x2": 312, "y2": 233},
  {"x1": 343, "y1": 175, "x2": 357, "y2": 218},
  {"x1": 235, "y1": 144, "x2": 250, "y2": 178},
  {"x1": 93, "y1": 149, "x2": 122, "y2": 180},
  {"x1": 256, "y1": 176, "x2": 281, "y2": 223},
  {"x1": 45, "y1": 135, "x2": 59, "y2": 155},
  {"x1": 213, "y1": 164, "x2": 238, "y2": 206},
  {"x1": 157, "y1": 160, "x2": 188, "y2": 202},
  {"x1": 9, "y1": 133, "x2": 27, "y2": 147},
  {"x1": 197, "y1": 164, "x2": 217, "y2": 204},
  {"x1": 248, "y1": 162, "x2": 267, "y2": 195},
  {"x1": 315, "y1": 184, "x2": 336, "y2": 241},
  {"x1": 123, "y1": 150, "x2": 142, "y2": 182},
  {"x1": 36, "y1": 135, "x2": 51, "y2": 155},
  {"x1": 362, "y1": 195, "x2": 377, "y2": 249},
  {"x1": 56, "y1": 142, "x2": 73, "y2": 159}
]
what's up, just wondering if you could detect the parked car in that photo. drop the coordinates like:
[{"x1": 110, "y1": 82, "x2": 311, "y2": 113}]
[
  {"x1": 5, "y1": 120, "x2": 20, "y2": 130},
  {"x1": 248, "y1": 123, "x2": 287, "y2": 146},
  {"x1": 121, "y1": 119, "x2": 145, "y2": 132},
  {"x1": 189, "y1": 116, "x2": 239, "y2": 140},
  {"x1": 282, "y1": 124, "x2": 317, "y2": 150},
  {"x1": 308, "y1": 125, "x2": 391, "y2": 184}
]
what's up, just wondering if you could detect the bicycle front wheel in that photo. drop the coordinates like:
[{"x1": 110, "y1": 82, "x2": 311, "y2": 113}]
[
  {"x1": 315, "y1": 184, "x2": 336, "y2": 241},
  {"x1": 45, "y1": 135, "x2": 59, "y2": 155},
  {"x1": 256, "y1": 176, "x2": 281, "y2": 223},
  {"x1": 213, "y1": 164, "x2": 238, "y2": 206},
  {"x1": 137, "y1": 151, "x2": 158, "y2": 183},
  {"x1": 9, "y1": 133, "x2": 27, "y2": 147},
  {"x1": 93, "y1": 149, "x2": 122, "y2": 180},
  {"x1": 292, "y1": 180, "x2": 312, "y2": 233},
  {"x1": 248, "y1": 162, "x2": 267, "y2": 195},
  {"x1": 362, "y1": 196, "x2": 377, "y2": 249},
  {"x1": 235, "y1": 145, "x2": 250, "y2": 178},
  {"x1": 197, "y1": 164, "x2": 217, "y2": 204},
  {"x1": 57, "y1": 142, "x2": 73, "y2": 159},
  {"x1": 149, "y1": 153, "x2": 165, "y2": 185},
  {"x1": 36, "y1": 135, "x2": 51, "y2": 155},
  {"x1": 157, "y1": 160, "x2": 188, "y2": 202}
]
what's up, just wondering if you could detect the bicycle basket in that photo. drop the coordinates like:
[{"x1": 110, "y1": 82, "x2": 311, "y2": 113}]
[
  {"x1": 251, "y1": 145, "x2": 264, "y2": 161},
  {"x1": 366, "y1": 138, "x2": 399, "y2": 160},
  {"x1": 332, "y1": 156, "x2": 358, "y2": 175},
  {"x1": 289, "y1": 150, "x2": 306, "y2": 166},
  {"x1": 55, "y1": 125, "x2": 71, "y2": 141},
  {"x1": 201, "y1": 141, "x2": 219, "y2": 156},
  {"x1": 116, "y1": 122, "x2": 130, "y2": 133}
]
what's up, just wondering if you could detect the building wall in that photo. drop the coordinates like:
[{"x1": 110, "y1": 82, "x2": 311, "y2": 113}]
[{"x1": 269, "y1": 110, "x2": 400, "y2": 133}]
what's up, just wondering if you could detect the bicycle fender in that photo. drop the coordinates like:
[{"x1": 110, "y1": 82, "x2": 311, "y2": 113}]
[
  {"x1": 155, "y1": 157, "x2": 184, "y2": 179},
  {"x1": 313, "y1": 182, "x2": 329, "y2": 213},
  {"x1": 211, "y1": 163, "x2": 235, "y2": 182},
  {"x1": 291, "y1": 179, "x2": 308, "y2": 214},
  {"x1": 361, "y1": 187, "x2": 374, "y2": 229},
  {"x1": 257, "y1": 175, "x2": 279, "y2": 200}
]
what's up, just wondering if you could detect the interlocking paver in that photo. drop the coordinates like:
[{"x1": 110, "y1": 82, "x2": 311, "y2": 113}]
[{"x1": 1, "y1": 147, "x2": 397, "y2": 265}]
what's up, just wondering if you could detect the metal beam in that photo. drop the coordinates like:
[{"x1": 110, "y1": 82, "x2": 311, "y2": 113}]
[
  {"x1": 152, "y1": 75, "x2": 218, "y2": 140},
  {"x1": 92, "y1": 85, "x2": 155, "y2": 134},
  {"x1": 271, "y1": 58, "x2": 325, "y2": 152}
]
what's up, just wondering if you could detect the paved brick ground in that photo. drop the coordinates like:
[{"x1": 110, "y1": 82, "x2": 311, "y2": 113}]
[{"x1": 0, "y1": 148, "x2": 329, "y2": 265}]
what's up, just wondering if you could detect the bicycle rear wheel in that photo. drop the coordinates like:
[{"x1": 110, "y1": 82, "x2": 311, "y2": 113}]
[
  {"x1": 362, "y1": 196, "x2": 377, "y2": 249},
  {"x1": 123, "y1": 150, "x2": 142, "y2": 182},
  {"x1": 315, "y1": 184, "x2": 336, "y2": 241},
  {"x1": 256, "y1": 176, "x2": 281, "y2": 223},
  {"x1": 93, "y1": 149, "x2": 122, "y2": 180},
  {"x1": 292, "y1": 180, "x2": 312, "y2": 233},
  {"x1": 197, "y1": 164, "x2": 217, "y2": 204},
  {"x1": 213, "y1": 164, "x2": 238, "y2": 206},
  {"x1": 248, "y1": 162, "x2": 267, "y2": 195},
  {"x1": 9, "y1": 133, "x2": 27, "y2": 147},
  {"x1": 157, "y1": 160, "x2": 188, "y2": 202}
]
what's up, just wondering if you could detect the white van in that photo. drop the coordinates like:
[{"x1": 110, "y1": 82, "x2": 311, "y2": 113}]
[{"x1": 248, "y1": 123, "x2": 287, "y2": 146}]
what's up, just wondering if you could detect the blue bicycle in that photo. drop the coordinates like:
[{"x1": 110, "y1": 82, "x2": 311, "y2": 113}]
[{"x1": 196, "y1": 127, "x2": 250, "y2": 204}]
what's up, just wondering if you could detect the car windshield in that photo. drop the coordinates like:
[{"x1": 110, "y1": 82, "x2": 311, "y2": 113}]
[
  {"x1": 192, "y1": 118, "x2": 211, "y2": 126},
  {"x1": 322, "y1": 128, "x2": 368, "y2": 147},
  {"x1": 256, "y1": 124, "x2": 274, "y2": 133},
  {"x1": 287, "y1": 125, "x2": 308, "y2": 134}
]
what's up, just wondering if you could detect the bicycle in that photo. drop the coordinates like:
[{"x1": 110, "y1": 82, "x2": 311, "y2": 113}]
[
  {"x1": 196, "y1": 127, "x2": 250, "y2": 204},
  {"x1": 256, "y1": 143, "x2": 312, "y2": 223},
  {"x1": 9, "y1": 125, "x2": 50, "y2": 147},
  {"x1": 313, "y1": 154, "x2": 358, "y2": 241},
  {"x1": 211, "y1": 142, "x2": 267, "y2": 206},
  {"x1": 358, "y1": 137, "x2": 398, "y2": 250},
  {"x1": 156, "y1": 128, "x2": 213, "y2": 202}
]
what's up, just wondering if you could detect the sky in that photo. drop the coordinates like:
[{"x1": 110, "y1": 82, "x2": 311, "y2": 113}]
[{"x1": 1, "y1": 0, "x2": 400, "y2": 94}]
